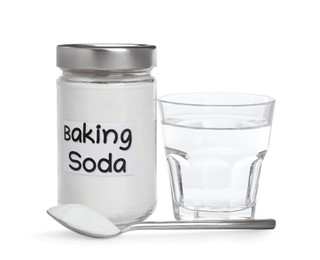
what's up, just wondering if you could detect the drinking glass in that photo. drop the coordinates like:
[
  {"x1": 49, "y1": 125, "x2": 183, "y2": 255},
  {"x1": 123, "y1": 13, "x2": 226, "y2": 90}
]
[{"x1": 158, "y1": 93, "x2": 275, "y2": 220}]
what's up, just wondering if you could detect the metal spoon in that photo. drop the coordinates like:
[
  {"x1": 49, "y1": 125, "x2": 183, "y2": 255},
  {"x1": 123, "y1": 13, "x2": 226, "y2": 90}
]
[{"x1": 47, "y1": 205, "x2": 275, "y2": 238}]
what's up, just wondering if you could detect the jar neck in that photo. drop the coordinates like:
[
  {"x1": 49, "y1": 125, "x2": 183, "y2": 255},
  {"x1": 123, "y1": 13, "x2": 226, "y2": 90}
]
[{"x1": 61, "y1": 69, "x2": 153, "y2": 83}]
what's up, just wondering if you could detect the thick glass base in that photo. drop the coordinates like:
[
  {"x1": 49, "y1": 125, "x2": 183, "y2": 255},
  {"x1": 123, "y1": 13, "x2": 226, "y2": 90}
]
[{"x1": 173, "y1": 205, "x2": 256, "y2": 221}]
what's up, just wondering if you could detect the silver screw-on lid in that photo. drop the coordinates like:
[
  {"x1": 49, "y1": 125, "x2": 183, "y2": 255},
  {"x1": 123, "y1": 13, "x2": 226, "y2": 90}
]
[{"x1": 57, "y1": 44, "x2": 157, "y2": 71}]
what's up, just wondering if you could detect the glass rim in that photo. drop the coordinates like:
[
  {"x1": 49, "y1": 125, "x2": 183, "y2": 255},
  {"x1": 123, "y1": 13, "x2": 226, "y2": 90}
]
[{"x1": 158, "y1": 92, "x2": 276, "y2": 107}]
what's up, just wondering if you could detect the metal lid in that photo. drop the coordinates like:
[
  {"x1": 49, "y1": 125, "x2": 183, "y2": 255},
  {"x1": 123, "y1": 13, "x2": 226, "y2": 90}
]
[{"x1": 57, "y1": 44, "x2": 157, "y2": 71}]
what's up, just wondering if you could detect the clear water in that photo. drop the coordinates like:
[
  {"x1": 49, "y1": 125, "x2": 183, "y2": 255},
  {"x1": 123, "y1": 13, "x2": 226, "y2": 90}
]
[{"x1": 162, "y1": 114, "x2": 271, "y2": 217}]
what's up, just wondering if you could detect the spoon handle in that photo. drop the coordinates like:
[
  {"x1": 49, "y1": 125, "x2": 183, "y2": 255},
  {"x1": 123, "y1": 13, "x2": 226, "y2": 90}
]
[{"x1": 124, "y1": 219, "x2": 276, "y2": 232}]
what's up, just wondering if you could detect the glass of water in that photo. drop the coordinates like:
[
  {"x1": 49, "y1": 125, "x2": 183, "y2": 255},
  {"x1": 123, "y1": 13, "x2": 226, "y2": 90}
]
[{"x1": 158, "y1": 93, "x2": 275, "y2": 220}]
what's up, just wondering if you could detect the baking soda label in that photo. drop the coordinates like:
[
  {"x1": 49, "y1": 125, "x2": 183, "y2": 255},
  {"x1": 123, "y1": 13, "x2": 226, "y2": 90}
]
[{"x1": 63, "y1": 121, "x2": 135, "y2": 176}]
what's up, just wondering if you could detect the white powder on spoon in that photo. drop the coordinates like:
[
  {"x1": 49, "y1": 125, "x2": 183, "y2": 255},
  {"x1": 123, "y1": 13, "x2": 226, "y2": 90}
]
[{"x1": 47, "y1": 204, "x2": 120, "y2": 238}]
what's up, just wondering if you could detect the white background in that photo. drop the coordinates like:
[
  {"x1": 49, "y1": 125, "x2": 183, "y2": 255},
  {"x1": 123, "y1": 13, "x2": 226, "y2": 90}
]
[{"x1": 1, "y1": 0, "x2": 319, "y2": 259}]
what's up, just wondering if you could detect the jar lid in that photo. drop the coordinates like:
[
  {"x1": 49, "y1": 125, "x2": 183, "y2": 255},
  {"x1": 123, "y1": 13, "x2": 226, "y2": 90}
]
[{"x1": 57, "y1": 44, "x2": 157, "y2": 71}]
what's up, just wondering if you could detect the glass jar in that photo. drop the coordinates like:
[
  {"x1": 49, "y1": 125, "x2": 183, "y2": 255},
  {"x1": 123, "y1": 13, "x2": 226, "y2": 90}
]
[{"x1": 56, "y1": 44, "x2": 157, "y2": 225}]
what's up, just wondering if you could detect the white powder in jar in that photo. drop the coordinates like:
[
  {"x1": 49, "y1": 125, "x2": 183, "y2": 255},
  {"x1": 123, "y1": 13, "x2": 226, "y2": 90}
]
[{"x1": 57, "y1": 80, "x2": 156, "y2": 225}]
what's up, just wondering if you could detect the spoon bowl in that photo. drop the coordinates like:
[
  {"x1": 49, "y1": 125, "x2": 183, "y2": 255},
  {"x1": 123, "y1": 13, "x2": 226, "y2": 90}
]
[{"x1": 47, "y1": 209, "x2": 121, "y2": 238}]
